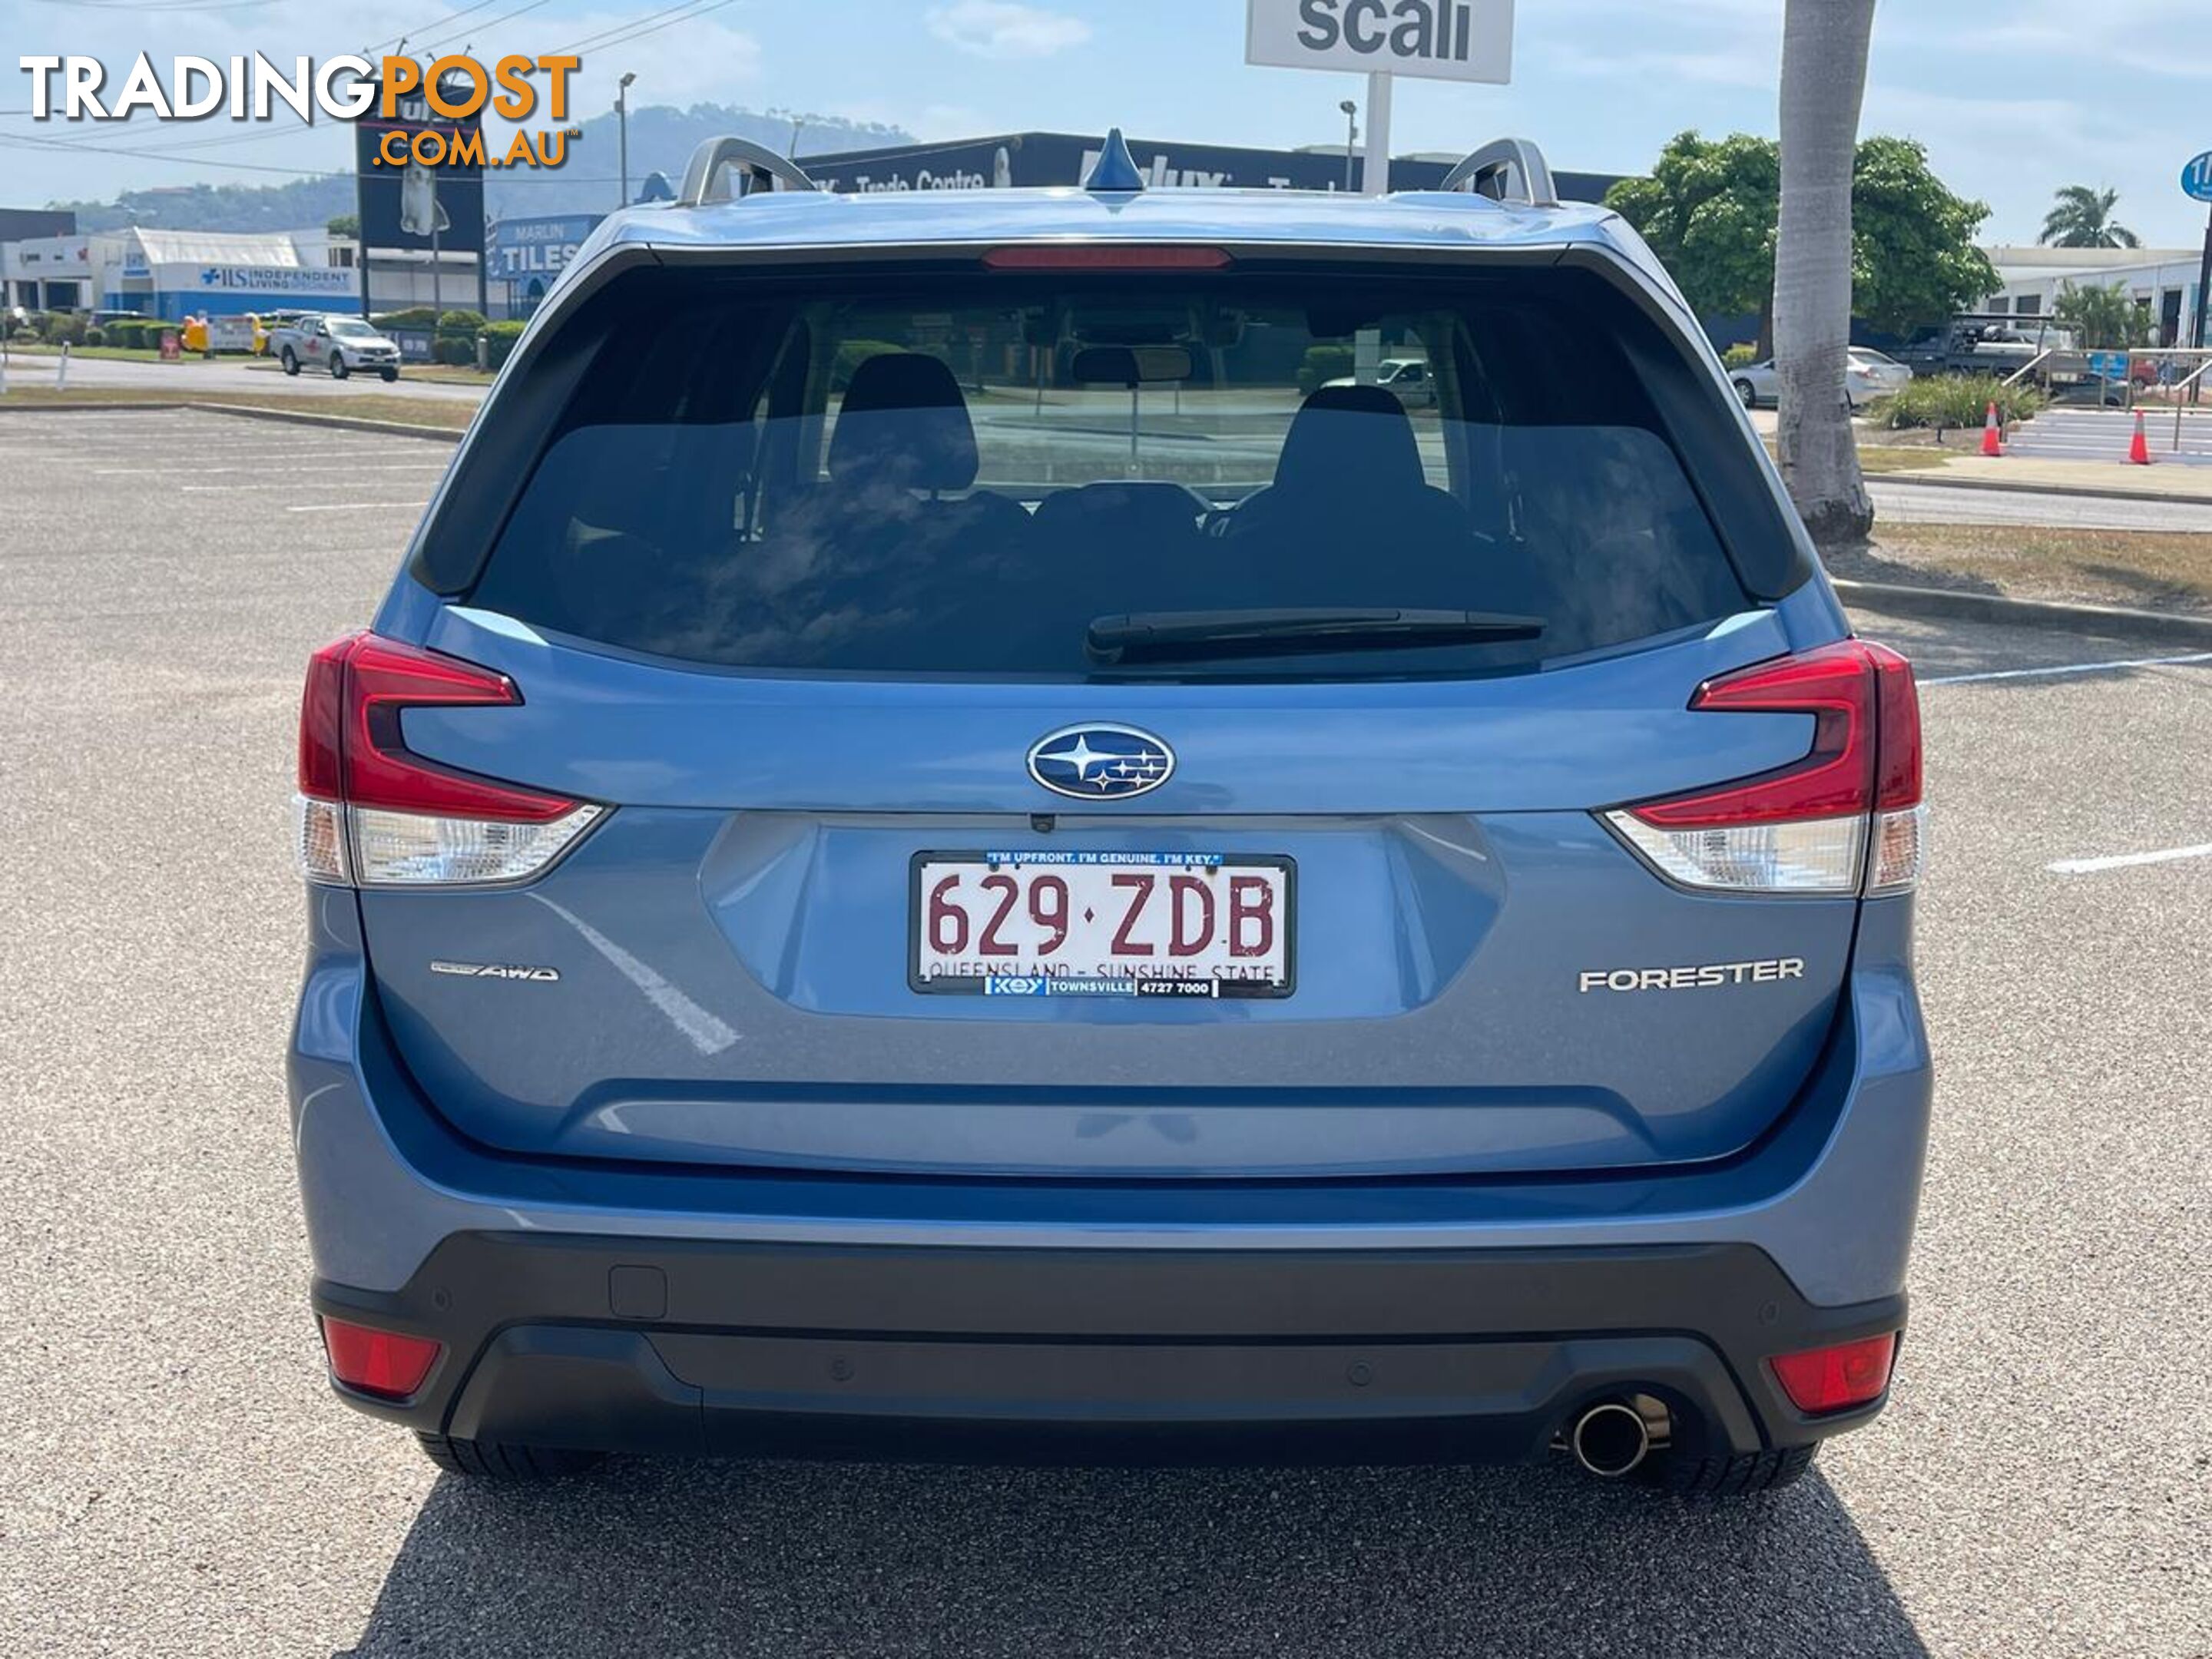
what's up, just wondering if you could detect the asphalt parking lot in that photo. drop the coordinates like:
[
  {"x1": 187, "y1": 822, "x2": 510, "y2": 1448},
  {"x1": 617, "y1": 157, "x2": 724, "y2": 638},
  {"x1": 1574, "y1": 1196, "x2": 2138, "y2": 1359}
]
[{"x1": 2, "y1": 408, "x2": 2207, "y2": 1658}]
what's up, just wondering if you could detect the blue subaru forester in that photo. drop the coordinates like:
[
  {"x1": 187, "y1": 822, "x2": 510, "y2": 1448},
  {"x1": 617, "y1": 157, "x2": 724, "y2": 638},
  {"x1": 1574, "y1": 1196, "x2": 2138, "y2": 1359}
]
[{"x1": 290, "y1": 134, "x2": 1930, "y2": 1493}]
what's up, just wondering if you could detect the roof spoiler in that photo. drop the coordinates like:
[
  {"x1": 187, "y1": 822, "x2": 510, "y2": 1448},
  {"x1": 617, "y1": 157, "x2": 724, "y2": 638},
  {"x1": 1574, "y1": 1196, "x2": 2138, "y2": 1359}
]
[
  {"x1": 1439, "y1": 137, "x2": 1558, "y2": 208},
  {"x1": 677, "y1": 137, "x2": 819, "y2": 207}
]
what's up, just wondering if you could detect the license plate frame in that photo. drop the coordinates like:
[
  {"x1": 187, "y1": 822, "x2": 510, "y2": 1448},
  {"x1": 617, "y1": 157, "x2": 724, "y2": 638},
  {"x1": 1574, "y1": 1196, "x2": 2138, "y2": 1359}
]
[{"x1": 907, "y1": 849, "x2": 1297, "y2": 999}]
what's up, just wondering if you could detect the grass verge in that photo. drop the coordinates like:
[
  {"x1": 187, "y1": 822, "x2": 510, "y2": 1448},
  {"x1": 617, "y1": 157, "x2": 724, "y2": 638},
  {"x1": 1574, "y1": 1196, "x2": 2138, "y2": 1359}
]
[
  {"x1": 236, "y1": 359, "x2": 497, "y2": 386},
  {"x1": 2, "y1": 343, "x2": 218, "y2": 363},
  {"x1": 1856, "y1": 446, "x2": 1953, "y2": 474},
  {"x1": 1831, "y1": 521, "x2": 2212, "y2": 614},
  {"x1": 0, "y1": 385, "x2": 472, "y2": 432}
]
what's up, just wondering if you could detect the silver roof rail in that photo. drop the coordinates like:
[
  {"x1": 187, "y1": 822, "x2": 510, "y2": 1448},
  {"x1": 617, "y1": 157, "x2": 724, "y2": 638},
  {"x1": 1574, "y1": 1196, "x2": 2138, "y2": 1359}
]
[
  {"x1": 677, "y1": 137, "x2": 819, "y2": 207},
  {"x1": 1439, "y1": 137, "x2": 1559, "y2": 208}
]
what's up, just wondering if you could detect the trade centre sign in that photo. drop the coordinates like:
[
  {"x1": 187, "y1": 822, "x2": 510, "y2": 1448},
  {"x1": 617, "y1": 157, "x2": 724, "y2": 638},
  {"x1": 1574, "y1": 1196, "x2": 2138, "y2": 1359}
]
[{"x1": 1244, "y1": 0, "x2": 1515, "y2": 84}]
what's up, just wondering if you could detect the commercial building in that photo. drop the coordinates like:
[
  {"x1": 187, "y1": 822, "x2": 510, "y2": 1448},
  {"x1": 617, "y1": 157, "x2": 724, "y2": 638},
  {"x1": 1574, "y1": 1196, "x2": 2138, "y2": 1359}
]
[
  {"x1": 801, "y1": 131, "x2": 1621, "y2": 200},
  {"x1": 2, "y1": 226, "x2": 355, "y2": 319},
  {"x1": 1982, "y1": 246, "x2": 2208, "y2": 346}
]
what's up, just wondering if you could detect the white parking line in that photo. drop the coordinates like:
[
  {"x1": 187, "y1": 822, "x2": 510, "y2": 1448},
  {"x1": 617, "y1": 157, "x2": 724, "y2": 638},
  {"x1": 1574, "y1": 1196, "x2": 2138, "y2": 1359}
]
[
  {"x1": 1923, "y1": 651, "x2": 2212, "y2": 686},
  {"x1": 2049, "y1": 843, "x2": 2212, "y2": 876},
  {"x1": 287, "y1": 502, "x2": 412, "y2": 512},
  {"x1": 96, "y1": 462, "x2": 445, "y2": 476}
]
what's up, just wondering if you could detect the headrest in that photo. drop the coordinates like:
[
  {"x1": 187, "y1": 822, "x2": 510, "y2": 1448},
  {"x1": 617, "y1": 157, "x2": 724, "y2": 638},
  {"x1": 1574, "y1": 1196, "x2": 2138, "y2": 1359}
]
[
  {"x1": 1274, "y1": 382, "x2": 1429, "y2": 497},
  {"x1": 827, "y1": 352, "x2": 979, "y2": 491}
]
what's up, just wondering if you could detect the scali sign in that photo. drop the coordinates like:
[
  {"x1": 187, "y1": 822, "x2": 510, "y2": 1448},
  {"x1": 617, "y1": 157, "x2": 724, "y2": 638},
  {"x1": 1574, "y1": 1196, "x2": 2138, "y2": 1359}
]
[{"x1": 1244, "y1": 0, "x2": 1515, "y2": 84}]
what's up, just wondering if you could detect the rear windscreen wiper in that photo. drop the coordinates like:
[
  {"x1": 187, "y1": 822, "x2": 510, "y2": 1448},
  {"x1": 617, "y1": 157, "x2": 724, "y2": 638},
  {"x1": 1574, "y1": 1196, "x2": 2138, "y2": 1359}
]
[{"x1": 1086, "y1": 607, "x2": 1546, "y2": 664}]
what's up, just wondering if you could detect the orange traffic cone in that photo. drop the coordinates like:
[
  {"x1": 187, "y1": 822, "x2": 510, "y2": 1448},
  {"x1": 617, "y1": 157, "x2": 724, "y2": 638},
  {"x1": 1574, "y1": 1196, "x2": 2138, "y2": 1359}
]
[
  {"x1": 1979, "y1": 401, "x2": 2003, "y2": 458},
  {"x1": 2128, "y1": 409, "x2": 2152, "y2": 465}
]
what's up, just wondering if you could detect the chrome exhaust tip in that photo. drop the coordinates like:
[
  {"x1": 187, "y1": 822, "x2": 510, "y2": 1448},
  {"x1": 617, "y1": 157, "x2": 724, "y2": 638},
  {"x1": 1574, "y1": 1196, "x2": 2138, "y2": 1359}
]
[{"x1": 1570, "y1": 1400, "x2": 1652, "y2": 1479}]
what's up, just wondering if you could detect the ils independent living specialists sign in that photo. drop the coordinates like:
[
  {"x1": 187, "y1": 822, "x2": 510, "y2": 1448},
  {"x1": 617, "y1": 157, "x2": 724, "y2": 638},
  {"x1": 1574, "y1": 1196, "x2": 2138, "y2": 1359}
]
[{"x1": 1245, "y1": 0, "x2": 1515, "y2": 83}]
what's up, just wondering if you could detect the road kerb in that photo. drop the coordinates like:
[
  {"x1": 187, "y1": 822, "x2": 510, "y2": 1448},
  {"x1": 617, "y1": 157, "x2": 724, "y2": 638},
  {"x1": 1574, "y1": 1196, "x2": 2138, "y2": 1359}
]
[{"x1": 1834, "y1": 578, "x2": 2212, "y2": 644}]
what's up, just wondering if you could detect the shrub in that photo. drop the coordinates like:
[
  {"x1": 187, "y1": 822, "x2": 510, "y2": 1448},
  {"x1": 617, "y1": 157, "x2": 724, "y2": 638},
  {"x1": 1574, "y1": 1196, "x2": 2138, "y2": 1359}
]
[
  {"x1": 1296, "y1": 344, "x2": 1356, "y2": 395},
  {"x1": 372, "y1": 307, "x2": 439, "y2": 330},
  {"x1": 481, "y1": 320, "x2": 526, "y2": 370},
  {"x1": 84, "y1": 326, "x2": 107, "y2": 346},
  {"x1": 1721, "y1": 343, "x2": 1759, "y2": 368},
  {"x1": 1871, "y1": 373, "x2": 2045, "y2": 431},
  {"x1": 43, "y1": 311, "x2": 87, "y2": 346},
  {"x1": 831, "y1": 338, "x2": 903, "y2": 391},
  {"x1": 437, "y1": 309, "x2": 488, "y2": 334},
  {"x1": 432, "y1": 335, "x2": 476, "y2": 366}
]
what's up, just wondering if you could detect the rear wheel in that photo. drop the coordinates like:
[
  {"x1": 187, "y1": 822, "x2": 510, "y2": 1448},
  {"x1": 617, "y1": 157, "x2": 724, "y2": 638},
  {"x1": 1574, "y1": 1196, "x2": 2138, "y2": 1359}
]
[
  {"x1": 414, "y1": 1431, "x2": 604, "y2": 1481},
  {"x1": 280, "y1": 347, "x2": 299, "y2": 376},
  {"x1": 1657, "y1": 1442, "x2": 1816, "y2": 1496}
]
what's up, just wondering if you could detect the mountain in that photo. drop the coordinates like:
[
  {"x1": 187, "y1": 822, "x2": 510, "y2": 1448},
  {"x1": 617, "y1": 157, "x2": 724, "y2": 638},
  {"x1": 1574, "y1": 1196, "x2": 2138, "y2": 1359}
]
[{"x1": 48, "y1": 104, "x2": 915, "y2": 233}]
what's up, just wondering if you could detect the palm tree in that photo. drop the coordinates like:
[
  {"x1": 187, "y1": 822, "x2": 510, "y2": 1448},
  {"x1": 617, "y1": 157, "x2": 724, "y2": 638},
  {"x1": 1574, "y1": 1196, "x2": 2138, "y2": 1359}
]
[
  {"x1": 2039, "y1": 185, "x2": 2141, "y2": 250},
  {"x1": 1773, "y1": 0, "x2": 1876, "y2": 546}
]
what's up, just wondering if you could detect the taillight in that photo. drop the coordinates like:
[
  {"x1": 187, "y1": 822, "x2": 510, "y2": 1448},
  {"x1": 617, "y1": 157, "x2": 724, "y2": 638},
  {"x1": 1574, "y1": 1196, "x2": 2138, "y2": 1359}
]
[
  {"x1": 321, "y1": 1316, "x2": 442, "y2": 1400},
  {"x1": 292, "y1": 631, "x2": 601, "y2": 888},
  {"x1": 1604, "y1": 639, "x2": 1924, "y2": 896},
  {"x1": 1770, "y1": 1333, "x2": 1897, "y2": 1415}
]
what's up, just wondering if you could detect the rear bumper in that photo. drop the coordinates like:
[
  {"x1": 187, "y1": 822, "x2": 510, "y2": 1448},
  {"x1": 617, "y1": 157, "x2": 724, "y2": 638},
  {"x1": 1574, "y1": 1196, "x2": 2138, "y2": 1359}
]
[
  {"x1": 289, "y1": 888, "x2": 1930, "y2": 1460},
  {"x1": 317, "y1": 1233, "x2": 1902, "y2": 1462}
]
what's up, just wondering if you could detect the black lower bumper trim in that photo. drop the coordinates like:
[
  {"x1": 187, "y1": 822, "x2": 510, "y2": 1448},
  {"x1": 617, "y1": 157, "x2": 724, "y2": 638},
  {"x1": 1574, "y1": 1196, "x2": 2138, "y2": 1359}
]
[{"x1": 313, "y1": 1235, "x2": 1902, "y2": 1466}]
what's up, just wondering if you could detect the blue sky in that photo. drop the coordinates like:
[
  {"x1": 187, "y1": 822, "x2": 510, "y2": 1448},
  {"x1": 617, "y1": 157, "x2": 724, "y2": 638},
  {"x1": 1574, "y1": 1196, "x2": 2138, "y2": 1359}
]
[{"x1": 7, "y1": 0, "x2": 2210, "y2": 245}]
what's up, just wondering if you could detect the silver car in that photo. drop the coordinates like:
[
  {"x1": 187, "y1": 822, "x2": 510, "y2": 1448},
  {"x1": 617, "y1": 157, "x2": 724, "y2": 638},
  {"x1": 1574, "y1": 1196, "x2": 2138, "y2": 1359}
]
[{"x1": 1732, "y1": 347, "x2": 1910, "y2": 411}]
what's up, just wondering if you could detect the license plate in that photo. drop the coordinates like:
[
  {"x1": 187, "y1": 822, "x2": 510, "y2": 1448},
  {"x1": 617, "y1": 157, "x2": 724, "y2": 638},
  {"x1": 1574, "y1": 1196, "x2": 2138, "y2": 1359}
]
[{"x1": 909, "y1": 851, "x2": 1296, "y2": 998}]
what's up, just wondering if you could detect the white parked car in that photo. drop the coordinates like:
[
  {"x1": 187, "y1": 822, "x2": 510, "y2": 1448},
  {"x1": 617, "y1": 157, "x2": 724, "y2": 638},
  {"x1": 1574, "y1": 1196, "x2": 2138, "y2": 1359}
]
[
  {"x1": 269, "y1": 314, "x2": 402, "y2": 382},
  {"x1": 1730, "y1": 347, "x2": 1910, "y2": 412},
  {"x1": 1321, "y1": 356, "x2": 1436, "y2": 407}
]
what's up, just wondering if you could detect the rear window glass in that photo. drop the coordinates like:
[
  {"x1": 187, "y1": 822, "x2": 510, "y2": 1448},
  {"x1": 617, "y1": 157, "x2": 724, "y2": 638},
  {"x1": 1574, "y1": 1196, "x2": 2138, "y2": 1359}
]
[{"x1": 463, "y1": 266, "x2": 1753, "y2": 680}]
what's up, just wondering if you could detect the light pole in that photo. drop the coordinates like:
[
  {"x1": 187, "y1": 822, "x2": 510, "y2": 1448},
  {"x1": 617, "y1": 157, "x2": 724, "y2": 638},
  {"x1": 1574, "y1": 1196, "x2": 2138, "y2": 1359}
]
[
  {"x1": 787, "y1": 114, "x2": 806, "y2": 157},
  {"x1": 616, "y1": 72, "x2": 636, "y2": 207},
  {"x1": 1338, "y1": 100, "x2": 1357, "y2": 191}
]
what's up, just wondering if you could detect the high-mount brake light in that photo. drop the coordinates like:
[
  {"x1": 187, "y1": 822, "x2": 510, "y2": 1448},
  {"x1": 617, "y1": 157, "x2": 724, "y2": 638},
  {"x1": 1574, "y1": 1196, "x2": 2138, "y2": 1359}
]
[
  {"x1": 982, "y1": 245, "x2": 1233, "y2": 271},
  {"x1": 292, "y1": 632, "x2": 601, "y2": 888},
  {"x1": 1604, "y1": 640, "x2": 1925, "y2": 896}
]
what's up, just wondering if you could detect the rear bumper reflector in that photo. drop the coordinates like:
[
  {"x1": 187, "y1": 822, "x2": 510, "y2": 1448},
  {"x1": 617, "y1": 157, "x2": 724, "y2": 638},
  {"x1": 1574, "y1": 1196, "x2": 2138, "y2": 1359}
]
[
  {"x1": 321, "y1": 1316, "x2": 442, "y2": 1401},
  {"x1": 1769, "y1": 1332, "x2": 1897, "y2": 1415}
]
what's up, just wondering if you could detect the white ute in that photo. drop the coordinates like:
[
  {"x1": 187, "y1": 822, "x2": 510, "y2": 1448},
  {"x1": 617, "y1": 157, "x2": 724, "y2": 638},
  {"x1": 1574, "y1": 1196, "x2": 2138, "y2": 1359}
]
[{"x1": 270, "y1": 313, "x2": 403, "y2": 382}]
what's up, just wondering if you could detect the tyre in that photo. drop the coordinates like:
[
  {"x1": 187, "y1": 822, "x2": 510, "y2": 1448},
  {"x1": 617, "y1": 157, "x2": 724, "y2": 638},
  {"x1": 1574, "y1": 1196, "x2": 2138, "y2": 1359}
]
[
  {"x1": 414, "y1": 1431, "x2": 604, "y2": 1481},
  {"x1": 379, "y1": 366, "x2": 399, "y2": 382},
  {"x1": 281, "y1": 347, "x2": 299, "y2": 376},
  {"x1": 1657, "y1": 1442, "x2": 1816, "y2": 1497},
  {"x1": 1733, "y1": 377, "x2": 1757, "y2": 409},
  {"x1": 330, "y1": 353, "x2": 350, "y2": 380}
]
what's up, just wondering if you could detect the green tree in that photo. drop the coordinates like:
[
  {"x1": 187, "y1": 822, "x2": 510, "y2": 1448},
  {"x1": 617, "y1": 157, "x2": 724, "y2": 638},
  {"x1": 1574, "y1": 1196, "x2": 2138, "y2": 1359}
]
[
  {"x1": 326, "y1": 213, "x2": 359, "y2": 240},
  {"x1": 1850, "y1": 137, "x2": 2001, "y2": 337},
  {"x1": 2038, "y1": 185, "x2": 2139, "y2": 250},
  {"x1": 1607, "y1": 131, "x2": 1998, "y2": 352},
  {"x1": 2052, "y1": 281, "x2": 2154, "y2": 349},
  {"x1": 1606, "y1": 133, "x2": 1781, "y2": 349}
]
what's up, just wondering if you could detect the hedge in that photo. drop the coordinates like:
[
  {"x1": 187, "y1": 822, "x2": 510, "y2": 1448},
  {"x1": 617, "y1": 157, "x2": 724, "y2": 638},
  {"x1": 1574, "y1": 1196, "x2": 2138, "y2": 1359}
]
[
  {"x1": 1296, "y1": 345, "x2": 1356, "y2": 395},
  {"x1": 831, "y1": 339, "x2": 905, "y2": 391},
  {"x1": 482, "y1": 320, "x2": 526, "y2": 369}
]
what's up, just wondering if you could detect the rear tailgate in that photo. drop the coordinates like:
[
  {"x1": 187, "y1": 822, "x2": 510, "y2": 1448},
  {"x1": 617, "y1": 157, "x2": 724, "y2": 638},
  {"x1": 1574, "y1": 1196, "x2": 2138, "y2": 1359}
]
[
  {"x1": 353, "y1": 602, "x2": 1854, "y2": 1178},
  {"x1": 338, "y1": 238, "x2": 1867, "y2": 1181}
]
